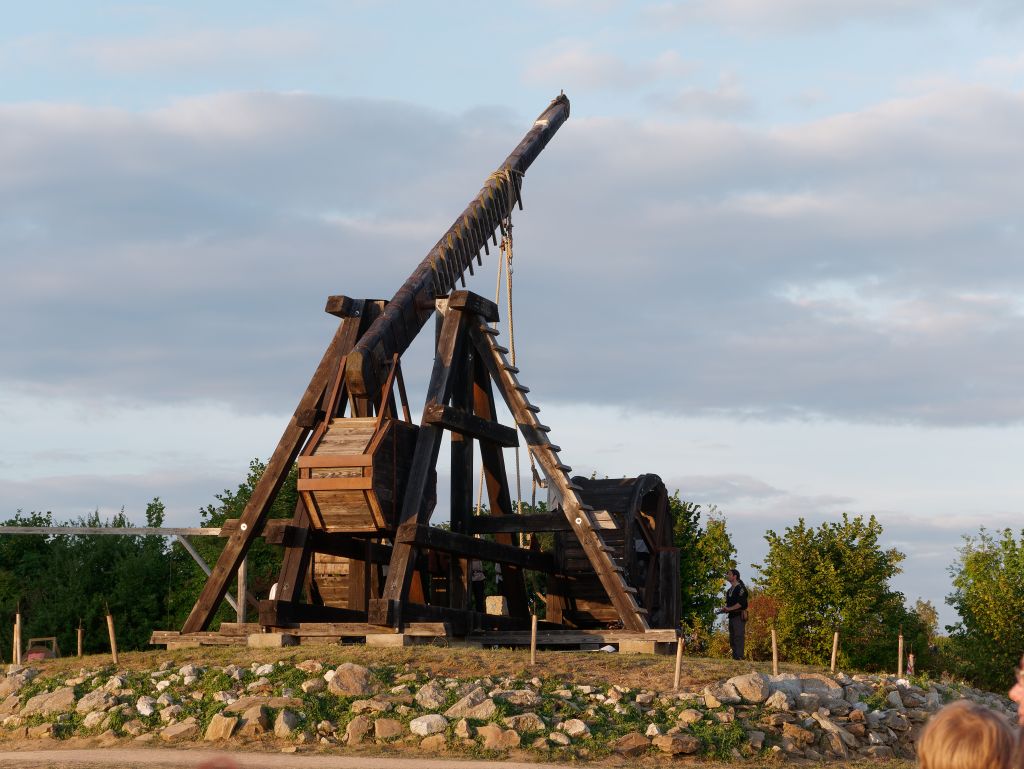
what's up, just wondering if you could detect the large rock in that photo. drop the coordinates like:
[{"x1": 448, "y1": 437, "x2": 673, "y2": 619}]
[
  {"x1": 703, "y1": 681, "x2": 741, "y2": 708},
  {"x1": 161, "y1": 721, "x2": 200, "y2": 741},
  {"x1": 503, "y1": 712, "x2": 545, "y2": 732},
  {"x1": 768, "y1": 673, "x2": 803, "y2": 699},
  {"x1": 611, "y1": 732, "x2": 650, "y2": 757},
  {"x1": 654, "y1": 733, "x2": 700, "y2": 755},
  {"x1": 0, "y1": 674, "x2": 28, "y2": 699},
  {"x1": 677, "y1": 708, "x2": 704, "y2": 724},
  {"x1": 420, "y1": 734, "x2": 447, "y2": 750},
  {"x1": 204, "y1": 714, "x2": 239, "y2": 741},
  {"x1": 478, "y1": 723, "x2": 521, "y2": 750},
  {"x1": 351, "y1": 697, "x2": 391, "y2": 714},
  {"x1": 764, "y1": 690, "x2": 790, "y2": 711},
  {"x1": 374, "y1": 718, "x2": 404, "y2": 740},
  {"x1": 345, "y1": 715, "x2": 372, "y2": 745},
  {"x1": 444, "y1": 687, "x2": 496, "y2": 719},
  {"x1": 135, "y1": 696, "x2": 157, "y2": 718},
  {"x1": 22, "y1": 687, "x2": 76, "y2": 717},
  {"x1": 493, "y1": 689, "x2": 542, "y2": 707},
  {"x1": 410, "y1": 714, "x2": 448, "y2": 736},
  {"x1": 329, "y1": 663, "x2": 375, "y2": 696},
  {"x1": 728, "y1": 672, "x2": 771, "y2": 703},
  {"x1": 799, "y1": 673, "x2": 843, "y2": 698},
  {"x1": 782, "y1": 722, "x2": 815, "y2": 746},
  {"x1": 301, "y1": 678, "x2": 326, "y2": 694},
  {"x1": 1, "y1": 694, "x2": 20, "y2": 716},
  {"x1": 415, "y1": 680, "x2": 447, "y2": 710},
  {"x1": 237, "y1": 704, "x2": 269, "y2": 738},
  {"x1": 76, "y1": 688, "x2": 117, "y2": 714},
  {"x1": 275, "y1": 709, "x2": 300, "y2": 737}
]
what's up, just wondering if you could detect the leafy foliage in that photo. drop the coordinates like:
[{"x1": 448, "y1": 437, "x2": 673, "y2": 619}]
[
  {"x1": 945, "y1": 527, "x2": 1024, "y2": 690},
  {"x1": 671, "y1": 494, "x2": 736, "y2": 631},
  {"x1": 755, "y1": 514, "x2": 929, "y2": 670}
]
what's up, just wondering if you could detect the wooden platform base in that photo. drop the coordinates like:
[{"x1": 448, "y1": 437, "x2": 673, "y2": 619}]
[{"x1": 151, "y1": 624, "x2": 677, "y2": 653}]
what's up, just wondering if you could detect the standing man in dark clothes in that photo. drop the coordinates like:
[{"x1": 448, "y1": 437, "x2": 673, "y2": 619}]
[{"x1": 717, "y1": 568, "x2": 748, "y2": 660}]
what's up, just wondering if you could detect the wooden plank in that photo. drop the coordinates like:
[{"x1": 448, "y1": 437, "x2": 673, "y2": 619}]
[
  {"x1": 467, "y1": 513, "x2": 571, "y2": 534},
  {"x1": 296, "y1": 455, "x2": 374, "y2": 468},
  {"x1": 297, "y1": 477, "x2": 374, "y2": 491},
  {"x1": 0, "y1": 526, "x2": 222, "y2": 537},
  {"x1": 370, "y1": 307, "x2": 468, "y2": 627},
  {"x1": 423, "y1": 403, "x2": 519, "y2": 447},
  {"x1": 469, "y1": 629, "x2": 678, "y2": 644},
  {"x1": 259, "y1": 600, "x2": 368, "y2": 626},
  {"x1": 181, "y1": 303, "x2": 368, "y2": 634},
  {"x1": 397, "y1": 524, "x2": 557, "y2": 573},
  {"x1": 448, "y1": 347, "x2": 473, "y2": 612},
  {"x1": 447, "y1": 290, "x2": 499, "y2": 322}
]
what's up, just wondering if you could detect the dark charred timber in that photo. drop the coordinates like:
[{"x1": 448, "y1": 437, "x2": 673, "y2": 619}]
[{"x1": 346, "y1": 95, "x2": 570, "y2": 398}]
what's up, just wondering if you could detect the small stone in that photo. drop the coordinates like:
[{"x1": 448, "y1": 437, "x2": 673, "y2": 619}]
[
  {"x1": 493, "y1": 689, "x2": 542, "y2": 707},
  {"x1": 444, "y1": 687, "x2": 495, "y2": 719},
  {"x1": 301, "y1": 678, "x2": 326, "y2": 694},
  {"x1": 454, "y1": 719, "x2": 473, "y2": 739},
  {"x1": 611, "y1": 732, "x2": 650, "y2": 757},
  {"x1": 295, "y1": 659, "x2": 323, "y2": 674},
  {"x1": 83, "y1": 711, "x2": 106, "y2": 729},
  {"x1": 135, "y1": 696, "x2": 157, "y2": 718},
  {"x1": 503, "y1": 712, "x2": 546, "y2": 732},
  {"x1": 549, "y1": 731, "x2": 571, "y2": 746},
  {"x1": 560, "y1": 718, "x2": 590, "y2": 738},
  {"x1": 764, "y1": 690, "x2": 790, "y2": 711},
  {"x1": 645, "y1": 723, "x2": 663, "y2": 737},
  {"x1": 351, "y1": 697, "x2": 391, "y2": 714},
  {"x1": 782, "y1": 722, "x2": 815, "y2": 746},
  {"x1": 28, "y1": 723, "x2": 53, "y2": 739},
  {"x1": 409, "y1": 714, "x2": 448, "y2": 736},
  {"x1": 374, "y1": 718, "x2": 404, "y2": 740},
  {"x1": 254, "y1": 663, "x2": 275, "y2": 677},
  {"x1": 747, "y1": 729, "x2": 766, "y2": 750},
  {"x1": 160, "y1": 705, "x2": 182, "y2": 723}
]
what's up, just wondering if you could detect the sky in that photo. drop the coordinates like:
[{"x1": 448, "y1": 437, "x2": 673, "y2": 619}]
[{"x1": 2, "y1": 1, "x2": 1023, "y2": 629}]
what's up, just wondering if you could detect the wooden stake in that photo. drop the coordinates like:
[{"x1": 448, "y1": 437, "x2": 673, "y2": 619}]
[
  {"x1": 529, "y1": 613, "x2": 538, "y2": 666},
  {"x1": 77, "y1": 622, "x2": 84, "y2": 658},
  {"x1": 771, "y1": 627, "x2": 779, "y2": 676},
  {"x1": 237, "y1": 556, "x2": 248, "y2": 624},
  {"x1": 14, "y1": 608, "x2": 22, "y2": 666},
  {"x1": 673, "y1": 634, "x2": 684, "y2": 692},
  {"x1": 897, "y1": 630, "x2": 904, "y2": 678},
  {"x1": 830, "y1": 631, "x2": 839, "y2": 673},
  {"x1": 105, "y1": 610, "x2": 119, "y2": 666}
]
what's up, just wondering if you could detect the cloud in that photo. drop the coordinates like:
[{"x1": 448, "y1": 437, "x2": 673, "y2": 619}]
[
  {"x1": 2, "y1": 87, "x2": 1023, "y2": 426},
  {"x1": 646, "y1": 0, "x2": 947, "y2": 32},
  {"x1": 77, "y1": 27, "x2": 321, "y2": 73},
  {"x1": 650, "y1": 71, "x2": 752, "y2": 117},
  {"x1": 522, "y1": 42, "x2": 694, "y2": 91}
]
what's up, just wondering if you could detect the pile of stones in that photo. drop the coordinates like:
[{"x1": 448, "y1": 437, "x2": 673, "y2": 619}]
[{"x1": 0, "y1": 660, "x2": 1016, "y2": 761}]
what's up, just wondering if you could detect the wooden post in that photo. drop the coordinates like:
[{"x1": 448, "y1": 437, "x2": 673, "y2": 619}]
[
  {"x1": 530, "y1": 614, "x2": 538, "y2": 666},
  {"x1": 897, "y1": 628, "x2": 904, "y2": 678},
  {"x1": 830, "y1": 631, "x2": 839, "y2": 673},
  {"x1": 106, "y1": 609, "x2": 119, "y2": 666},
  {"x1": 673, "y1": 634, "x2": 684, "y2": 692},
  {"x1": 771, "y1": 627, "x2": 779, "y2": 676},
  {"x1": 237, "y1": 556, "x2": 248, "y2": 624},
  {"x1": 13, "y1": 608, "x2": 22, "y2": 666},
  {"x1": 77, "y1": 622, "x2": 84, "y2": 658}
]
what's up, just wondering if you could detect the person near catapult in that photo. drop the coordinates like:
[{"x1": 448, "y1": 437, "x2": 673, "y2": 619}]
[{"x1": 716, "y1": 568, "x2": 748, "y2": 660}]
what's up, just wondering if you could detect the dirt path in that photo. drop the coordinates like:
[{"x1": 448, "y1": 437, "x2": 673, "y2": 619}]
[{"x1": 0, "y1": 749, "x2": 576, "y2": 769}]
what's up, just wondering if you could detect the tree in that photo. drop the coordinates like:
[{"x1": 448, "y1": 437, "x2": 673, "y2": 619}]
[
  {"x1": 755, "y1": 514, "x2": 924, "y2": 670},
  {"x1": 945, "y1": 528, "x2": 1024, "y2": 690},
  {"x1": 671, "y1": 494, "x2": 736, "y2": 631}
]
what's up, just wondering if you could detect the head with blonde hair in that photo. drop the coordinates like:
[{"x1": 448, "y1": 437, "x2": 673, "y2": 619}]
[{"x1": 917, "y1": 700, "x2": 1016, "y2": 769}]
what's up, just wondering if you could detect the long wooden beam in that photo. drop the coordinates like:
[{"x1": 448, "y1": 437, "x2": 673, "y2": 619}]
[
  {"x1": 396, "y1": 524, "x2": 557, "y2": 573},
  {"x1": 467, "y1": 513, "x2": 571, "y2": 534}
]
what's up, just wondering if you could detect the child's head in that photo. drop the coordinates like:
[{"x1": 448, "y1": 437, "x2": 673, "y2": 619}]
[{"x1": 917, "y1": 700, "x2": 1016, "y2": 769}]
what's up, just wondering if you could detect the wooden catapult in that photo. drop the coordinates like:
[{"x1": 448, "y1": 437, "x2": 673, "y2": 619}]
[{"x1": 166, "y1": 94, "x2": 681, "y2": 649}]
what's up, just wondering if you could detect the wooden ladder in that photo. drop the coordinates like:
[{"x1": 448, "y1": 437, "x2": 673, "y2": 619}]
[{"x1": 470, "y1": 323, "x2": 650, "y2": 631}]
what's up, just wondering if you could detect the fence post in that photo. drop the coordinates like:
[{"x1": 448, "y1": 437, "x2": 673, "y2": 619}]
[
  {"x1": 529, "y1": 613, "x2": 538, "y2": 666},
  {"x1": 106, "y1": 608, "x2": 119, "y2": 666},
  {"x1": 77, "y1": 621, "x2": 84, "y2": 658},
  {"x1": 830, "y1": 631, "x2": 839, "y2": 673},
  {"x1": 771, "y1": 627, "x2": 779, "y2": 676},
  {"x1": 237, "y1": 556, "x2": 248, "y2": 624},
  {"x1": 897, "y1": 628, "x2": 904, "y2": 678},
  {"x1": 673, "y1": 633, "x2": 684, "y2": 692},
  {"x1": 14, "y1": 606, "x2": 22, "y2": 666}
]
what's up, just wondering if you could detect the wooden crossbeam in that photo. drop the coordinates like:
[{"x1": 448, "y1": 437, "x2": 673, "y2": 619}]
[
  {"x1": 396, "y1": 524, "x2": 557, "y2": 573},
  {"x1": 423, "y1": 403, "x2": 519, "y2": 447},
  {"x1": 467, "y1": 513, "x2": 572, "y2": 534}
]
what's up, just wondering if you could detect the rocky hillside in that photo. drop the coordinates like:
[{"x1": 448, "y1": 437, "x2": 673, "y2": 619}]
[{"x1": 0, "y1": 658, "x2": 1017, "y2": 762}]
